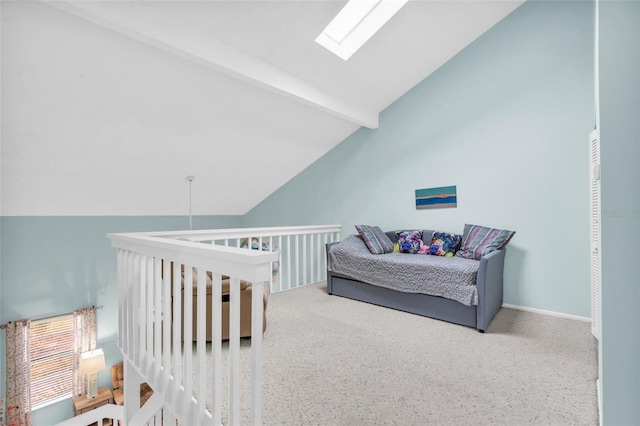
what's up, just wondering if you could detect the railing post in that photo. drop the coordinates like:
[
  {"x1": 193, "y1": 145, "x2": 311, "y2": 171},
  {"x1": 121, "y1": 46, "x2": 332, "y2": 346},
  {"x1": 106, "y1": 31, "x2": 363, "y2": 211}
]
[
  {"x1": 153, "y1": 257, "x2": 162, "y2": 385},
  {"x1": 171, "y1": 262, "x2": 182, "y2": 411},
  {"x1": 286, "y1": 235, "x2": 292, "y2": 290},
  {"x1": 294, "y1": 235, "x2": 300, "y2": 288},
  {"x1": 144, "y1": 255, "x2": 154, "y2": 375},
  {"x1": 117, "y1": 249, "x2": 124, "y2": 351},
  {"x1": 196, "y1": 268, "x2": 207, "y2": 424},
  {"x1": 211, "y1": 273, "x2": 223, "y2": 426},
  {"x1": 251, "y1": 281, "x2": 265, "y2": 426},
  {"x1": 302, "y1": 234, "x2": 307, "y2": 286},
  {"x1": 277, "y1": 235, "x2": 283, "y2": 292},
  {"x1": 162, "y1": 258, "x2": 172, "y2": 398},
  {"x1": 183, "y1": 265, "x2": 194, "y2": 422},
  {"x1": 229, "y1": 277, "x2": 241, "y2": 425}
]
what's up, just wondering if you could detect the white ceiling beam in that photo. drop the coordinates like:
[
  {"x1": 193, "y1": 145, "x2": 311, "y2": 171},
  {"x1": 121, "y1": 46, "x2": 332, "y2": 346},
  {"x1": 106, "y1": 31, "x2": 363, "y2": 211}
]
[{"x1": 46, "y1": 1, "x2": 379, "y2": 129}]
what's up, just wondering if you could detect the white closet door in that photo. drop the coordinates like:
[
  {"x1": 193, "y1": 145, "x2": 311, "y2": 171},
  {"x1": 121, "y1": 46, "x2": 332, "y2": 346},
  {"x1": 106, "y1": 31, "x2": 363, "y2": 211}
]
[{"x1": 589, "y1": 129, "x2": 601, "y2": 340}]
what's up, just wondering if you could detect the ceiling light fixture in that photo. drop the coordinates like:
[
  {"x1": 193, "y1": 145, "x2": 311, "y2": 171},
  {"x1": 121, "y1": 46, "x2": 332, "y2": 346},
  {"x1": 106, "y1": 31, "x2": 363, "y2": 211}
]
[{"x1": 315, "y1": 0, "x2": 409, "y2": 60}]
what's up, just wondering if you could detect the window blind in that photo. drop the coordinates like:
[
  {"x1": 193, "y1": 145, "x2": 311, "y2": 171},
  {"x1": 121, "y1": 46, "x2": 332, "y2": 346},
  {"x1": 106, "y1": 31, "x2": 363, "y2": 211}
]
[
  {"x1": 589, "y1": 129, "x2": 601, "y2": 341},
  {"x1": 30, "y1": 315, "x2": 75, "y2": 408}
]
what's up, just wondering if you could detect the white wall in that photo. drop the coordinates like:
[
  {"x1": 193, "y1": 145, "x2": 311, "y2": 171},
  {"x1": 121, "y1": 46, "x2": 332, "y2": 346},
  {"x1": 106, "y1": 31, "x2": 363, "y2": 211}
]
[{"x1": 244, "y1": 0, "x2": 595, "y2": 317}]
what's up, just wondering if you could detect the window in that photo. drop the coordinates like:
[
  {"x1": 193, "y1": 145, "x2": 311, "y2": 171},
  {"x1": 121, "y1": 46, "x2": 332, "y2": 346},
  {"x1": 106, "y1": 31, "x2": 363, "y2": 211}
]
[
  {"x1": 315, "y1": 0, "x2": 409, "y2": 60},
  {"x1": 0, "y1": 396, "x2": 5, "y2": 425},
  {"x1": 29, "y1": 315, "x2": 75, "y2": 408}
]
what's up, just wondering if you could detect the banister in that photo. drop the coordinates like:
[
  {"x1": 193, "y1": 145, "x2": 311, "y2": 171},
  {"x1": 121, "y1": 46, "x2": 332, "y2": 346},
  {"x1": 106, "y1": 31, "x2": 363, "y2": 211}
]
[
  {"x1": 114, "y1": 224, "x2": 341, "y2": 239},
  {"x1": 110, "y1": 234, "x2": 278, "y2": 282},
  {"x1": 105, "y1": 225, "x2": 341, "y2": 426},
  {"x1": 55, "y1": 404, "x2": 124, "y2": 426}
]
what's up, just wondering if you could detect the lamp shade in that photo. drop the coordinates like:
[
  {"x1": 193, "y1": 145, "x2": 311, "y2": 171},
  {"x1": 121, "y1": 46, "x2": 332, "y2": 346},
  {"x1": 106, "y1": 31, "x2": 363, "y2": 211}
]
[{"x1": 80, "y1": 349, "x2": 106, "y2": 374}]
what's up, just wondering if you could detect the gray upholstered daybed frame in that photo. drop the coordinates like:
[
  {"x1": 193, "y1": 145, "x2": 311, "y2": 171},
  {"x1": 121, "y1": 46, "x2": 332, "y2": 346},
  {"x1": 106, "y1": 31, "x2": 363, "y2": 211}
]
[{"x1": 325, "y1": 230, "x2": 506, "y2": 333}]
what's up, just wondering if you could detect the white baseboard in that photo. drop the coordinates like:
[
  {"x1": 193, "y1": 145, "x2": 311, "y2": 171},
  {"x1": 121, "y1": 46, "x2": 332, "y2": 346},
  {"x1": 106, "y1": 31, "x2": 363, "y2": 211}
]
[{"x1": 502, "y1": 303, "x2": 591, "y2": 323}]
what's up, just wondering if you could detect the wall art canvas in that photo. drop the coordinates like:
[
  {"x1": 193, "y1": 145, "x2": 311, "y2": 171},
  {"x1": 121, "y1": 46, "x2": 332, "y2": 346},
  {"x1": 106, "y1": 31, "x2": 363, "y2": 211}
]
[{"x1": 415, "y1": 185, "x2": 457, "y2": 209}]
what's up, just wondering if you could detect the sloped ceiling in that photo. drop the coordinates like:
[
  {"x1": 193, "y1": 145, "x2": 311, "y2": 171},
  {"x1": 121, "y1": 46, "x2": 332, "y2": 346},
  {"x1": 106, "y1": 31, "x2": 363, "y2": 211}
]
[{"x1": 0, "y1": 0, "x2": 523, "y2": 216}]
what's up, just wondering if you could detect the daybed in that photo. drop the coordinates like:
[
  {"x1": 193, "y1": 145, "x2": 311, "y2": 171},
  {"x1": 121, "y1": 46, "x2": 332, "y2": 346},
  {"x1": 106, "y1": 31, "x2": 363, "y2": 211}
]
[{"x1": 326, "y1": 226, "x2": 513, "y2": 332}]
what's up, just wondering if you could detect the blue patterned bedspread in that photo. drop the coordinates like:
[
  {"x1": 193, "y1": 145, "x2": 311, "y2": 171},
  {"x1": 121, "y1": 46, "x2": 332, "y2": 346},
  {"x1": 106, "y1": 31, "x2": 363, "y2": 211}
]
[{"x1": 328, "y1": 235, "x2": 480, "y2": 306}]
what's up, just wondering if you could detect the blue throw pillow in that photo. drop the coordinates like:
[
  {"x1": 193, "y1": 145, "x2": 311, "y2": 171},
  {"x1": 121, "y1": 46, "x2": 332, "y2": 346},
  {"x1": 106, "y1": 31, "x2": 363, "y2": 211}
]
[{"x1": 428, "y1": 232, "x2": 462, "y2": 256}]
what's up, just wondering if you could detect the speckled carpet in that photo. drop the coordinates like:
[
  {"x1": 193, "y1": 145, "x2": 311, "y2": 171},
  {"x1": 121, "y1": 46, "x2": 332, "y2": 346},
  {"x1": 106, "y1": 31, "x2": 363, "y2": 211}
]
[{"x1": 192, "y1": 281, "x2": 599, "y2": 426}]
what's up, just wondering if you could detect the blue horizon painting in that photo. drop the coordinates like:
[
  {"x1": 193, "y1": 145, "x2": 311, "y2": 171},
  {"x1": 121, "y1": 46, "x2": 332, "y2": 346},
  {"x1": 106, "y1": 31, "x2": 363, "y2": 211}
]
[{"x1": 415, "y1": 185, "x2": 457, "y2": 209}]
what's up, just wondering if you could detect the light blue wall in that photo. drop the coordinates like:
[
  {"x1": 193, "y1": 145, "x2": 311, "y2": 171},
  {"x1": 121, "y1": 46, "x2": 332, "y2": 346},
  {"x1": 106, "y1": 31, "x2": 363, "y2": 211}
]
[
  {"x1": 244, "y1": 0, "x2": 595, "y2": 317},
  {"x1": 0, "y1": 215, "x2": 241, "y2": 425},
  {"x1": 598, "y1": 0, "x2": 640, "y2": 424}
]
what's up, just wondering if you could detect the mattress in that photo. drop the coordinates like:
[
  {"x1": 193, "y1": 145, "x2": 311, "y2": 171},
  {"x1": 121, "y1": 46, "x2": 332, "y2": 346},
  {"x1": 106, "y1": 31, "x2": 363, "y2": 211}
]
[{"x1": 328, "y1": 235, "x2": 480, "y2": 306}]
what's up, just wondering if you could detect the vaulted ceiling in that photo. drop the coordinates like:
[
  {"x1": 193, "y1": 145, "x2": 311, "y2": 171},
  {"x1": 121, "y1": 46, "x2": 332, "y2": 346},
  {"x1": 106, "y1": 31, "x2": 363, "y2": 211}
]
[{"x1": 1, "y1": 0, "x2": 523, "y2": 216}]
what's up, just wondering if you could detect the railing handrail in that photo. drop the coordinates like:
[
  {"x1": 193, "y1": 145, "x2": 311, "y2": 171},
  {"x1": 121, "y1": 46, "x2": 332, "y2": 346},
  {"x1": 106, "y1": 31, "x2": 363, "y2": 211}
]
[
  {"x1": 111, "y1": 224, "x2": 342, "y2": 242},
  {"x1": 55, "y1": 403, "x2": 124, "y2": 426},
  {"x1": 109, "y1": 233, "x2": 279, "y2": 260},
  {"x1": 109, "y1": 233, "x2": 279, "y2": 283}
]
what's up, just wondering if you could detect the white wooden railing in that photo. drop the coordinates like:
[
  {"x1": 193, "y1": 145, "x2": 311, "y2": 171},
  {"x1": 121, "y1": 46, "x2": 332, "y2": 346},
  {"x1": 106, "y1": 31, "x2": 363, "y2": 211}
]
[
  {"x1": 149, "y1": 225, "x2": 342, "y2": 293},
  {"x1": 55, "y1": 404, "x2": 124, "y2": 426},
  {"x1": 58, "y1": 225, "x2": 339, "y2": 426}
]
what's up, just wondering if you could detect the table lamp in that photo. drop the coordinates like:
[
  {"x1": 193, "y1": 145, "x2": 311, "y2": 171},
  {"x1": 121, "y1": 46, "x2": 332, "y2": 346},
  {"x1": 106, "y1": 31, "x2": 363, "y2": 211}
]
[{"x1": 80, "y1": 348, "x2": 106, "y2": 399}]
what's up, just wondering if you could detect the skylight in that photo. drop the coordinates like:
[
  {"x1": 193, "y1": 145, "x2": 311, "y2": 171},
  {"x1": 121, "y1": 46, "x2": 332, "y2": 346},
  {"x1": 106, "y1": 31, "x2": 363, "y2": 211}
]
[{"x1": 315, "y1": 0, "x2": 409, "y2": 60}]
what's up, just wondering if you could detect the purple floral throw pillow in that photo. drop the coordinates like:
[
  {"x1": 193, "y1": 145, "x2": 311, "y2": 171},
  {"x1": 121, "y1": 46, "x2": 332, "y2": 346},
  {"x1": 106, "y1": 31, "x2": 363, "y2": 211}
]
[{"x1": 395, "y1": 231, "x2": 423, "y2": 254}]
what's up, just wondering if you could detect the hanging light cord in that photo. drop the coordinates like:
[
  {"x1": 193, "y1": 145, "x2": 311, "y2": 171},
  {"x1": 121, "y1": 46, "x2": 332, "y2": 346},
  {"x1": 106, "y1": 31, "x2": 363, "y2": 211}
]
[{"x1": 187, "y1": 176, "x2": 195, "y2": 230}]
